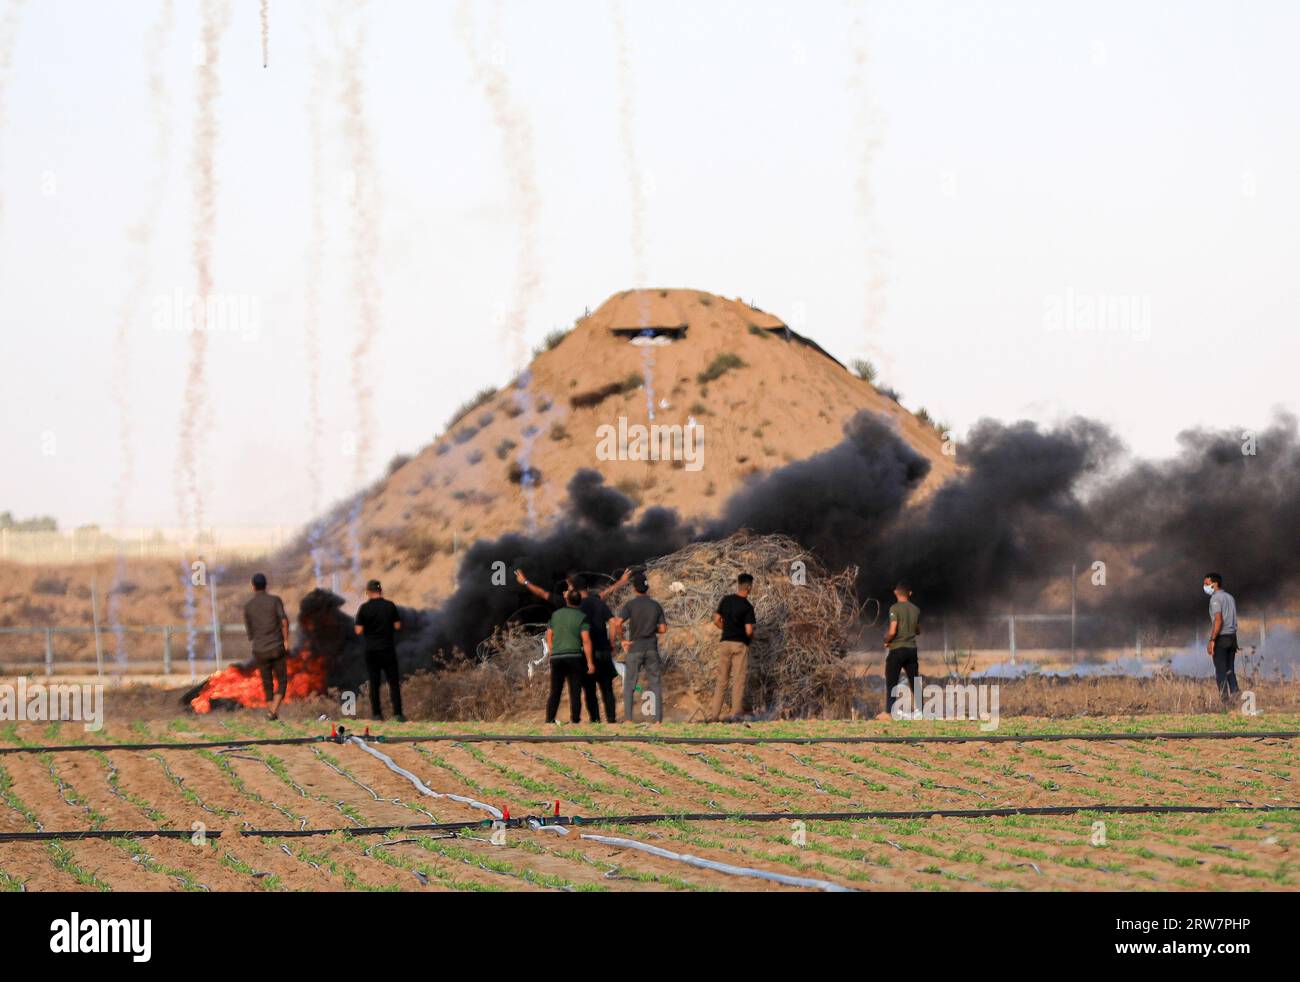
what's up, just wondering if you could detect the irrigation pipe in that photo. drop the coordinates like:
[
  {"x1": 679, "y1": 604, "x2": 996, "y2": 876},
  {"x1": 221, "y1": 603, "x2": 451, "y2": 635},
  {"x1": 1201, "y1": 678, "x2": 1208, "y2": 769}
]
[
  {"x1": 347, "y1": 736, "x2": 503, "y2": 820},
  {"x1": 5, "y1": 803, "x2": 1299, "y2": 844},
  {"x1": 0, "y1": 735, "x2": 325, "y2": 756},
  {"x1": 365, "y1": 730, "x2": 1300, "y2": 747},
  {"x1": 527, "y1": 818, "x2": 854, "y2": 892},
  {"x1": 2, "y1": 729, "x2": 1297, "y2": 757}
]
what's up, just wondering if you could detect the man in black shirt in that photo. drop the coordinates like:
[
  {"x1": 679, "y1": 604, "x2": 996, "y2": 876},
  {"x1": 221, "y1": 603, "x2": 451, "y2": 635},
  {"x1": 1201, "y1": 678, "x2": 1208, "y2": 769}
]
[
  {"x1": 577, "y1": 575, "x2": 618, "y2": 722},
  {"x1": 353, "y1": 579, "x2": 405, "y2": 721},
  {"x1": 709, "y1": 573, "x2": 756, "y2": 722}
]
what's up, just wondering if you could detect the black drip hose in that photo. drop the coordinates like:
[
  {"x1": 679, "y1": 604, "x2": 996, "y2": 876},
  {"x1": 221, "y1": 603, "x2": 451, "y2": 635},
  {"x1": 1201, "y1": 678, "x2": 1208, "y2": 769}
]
[{"x1": 4, "y1": 802, "x2": 1298, "y2": 843}]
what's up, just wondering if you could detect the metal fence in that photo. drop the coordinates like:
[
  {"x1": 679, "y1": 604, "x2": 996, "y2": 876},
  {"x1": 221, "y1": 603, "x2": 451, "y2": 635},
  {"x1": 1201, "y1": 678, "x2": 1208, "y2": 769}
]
[
  {"x1": 921, "y1": 610, "x2": 1298, "y2": 667},
  {"x1": 0, "y1": 526, "x2": 297, "y2": 564},
  {"x1": 2, "y1": 610, "x2": 1297, "y2": 681},
  {"x1": 0, "y1": 624, "x2": 259, "y2": 681}
]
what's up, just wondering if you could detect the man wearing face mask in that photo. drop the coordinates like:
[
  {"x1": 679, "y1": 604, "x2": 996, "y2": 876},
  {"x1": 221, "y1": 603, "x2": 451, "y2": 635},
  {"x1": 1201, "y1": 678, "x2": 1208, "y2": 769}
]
[{"x1": 1203, "y1": 572, "x2": 1239, "y2": 704}]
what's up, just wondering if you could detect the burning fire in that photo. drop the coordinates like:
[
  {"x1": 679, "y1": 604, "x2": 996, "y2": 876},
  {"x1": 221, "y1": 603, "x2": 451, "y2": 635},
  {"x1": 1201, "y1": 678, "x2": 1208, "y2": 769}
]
[{"x1": 189, "y1": 651, "x2": 328, "y2": 714}]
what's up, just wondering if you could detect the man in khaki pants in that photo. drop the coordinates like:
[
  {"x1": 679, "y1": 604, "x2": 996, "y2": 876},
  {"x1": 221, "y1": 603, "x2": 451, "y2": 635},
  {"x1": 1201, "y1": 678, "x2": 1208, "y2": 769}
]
[{"x1": 708, "y1": 573, "x2": 756, "y2": 722}]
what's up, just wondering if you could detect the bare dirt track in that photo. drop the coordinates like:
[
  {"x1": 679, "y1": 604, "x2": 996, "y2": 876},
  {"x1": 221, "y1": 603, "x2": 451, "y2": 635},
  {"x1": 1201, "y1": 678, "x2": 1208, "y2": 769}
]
[{"x1": 1, "y1": 716, "x2": 1297, "y2": 892}]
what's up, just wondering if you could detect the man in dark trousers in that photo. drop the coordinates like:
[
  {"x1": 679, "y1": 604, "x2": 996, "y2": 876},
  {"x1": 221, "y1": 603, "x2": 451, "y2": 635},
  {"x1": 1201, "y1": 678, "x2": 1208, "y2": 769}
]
[
  {"x1": 243, "y1": 572, "x2": 291, "y2": 721},
  {"x1": 577, "y1": 575, "x2": 618, "y2": 722},
  {"x1": 354, "y1": 579, "x2": 405, "y2": 722},
  {"x1": 878, "y1": 583, "x2": 922, "y2": 720},
  {"x1": 612, "y1": 575, "x2": 667, "y2": 724},
  {"x1": 1204, "y1": 572, "x2": 1239, "y2": 704},
  {"x1": 709, "y1": 572, "x2": 756, "y2": 722},
  {"x1": 545, "y1": 590, "x2": 594, "y2": 724}
]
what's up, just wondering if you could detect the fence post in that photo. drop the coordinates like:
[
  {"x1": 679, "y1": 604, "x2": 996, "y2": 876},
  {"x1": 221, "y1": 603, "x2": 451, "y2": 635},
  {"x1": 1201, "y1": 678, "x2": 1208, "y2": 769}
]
[
  {"x1": 44, "y1": 628, "x2": 54, "y2": 676},
  {"x1": 1070, "y1": 562, "x2": 1077, "y2": 664},
  {"x1": 1008, "y1": 614, "x2": 1017, "y2": 665},
  {"x1": 208, "y1": 574, "x2": 223, "y2": 671},
  {"x1": 163, "y1": 627, "x2": 173, "y2": 675},
  {"x1": 90, "y1": 576, "x2": 104, "y2": 678}
]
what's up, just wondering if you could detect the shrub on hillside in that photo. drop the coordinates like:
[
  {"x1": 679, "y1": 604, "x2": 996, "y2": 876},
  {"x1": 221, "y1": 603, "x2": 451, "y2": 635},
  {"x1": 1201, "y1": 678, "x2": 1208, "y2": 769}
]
[
  {"x1": 851, "y1": 358, "x2": 877, "y2": 383},
  {"x1": 697, "y1": 352, "x2": 746, "y2": 384},
  {"x1": 446, "y1": 386, "x2": 496, "y2": 430}
]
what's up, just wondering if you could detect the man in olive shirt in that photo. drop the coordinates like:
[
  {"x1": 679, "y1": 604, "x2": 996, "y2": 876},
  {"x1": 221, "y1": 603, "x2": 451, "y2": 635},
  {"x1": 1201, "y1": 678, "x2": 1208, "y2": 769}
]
[
  {"x1": 878, "y1": 582, "x2": 922, "y2": 720},
  {"x1": 612, "y1": 576, "x2": 667, "y2": 723},
  {"x1": 545, "y1": 591, "x2": 594, "y2": 724},
  {"x1": 1204, "y1": 572, "x2": 1239, "y2": 703},
  {"x1": 243, "y1": 572, "x2": 291, "y2": 720}
]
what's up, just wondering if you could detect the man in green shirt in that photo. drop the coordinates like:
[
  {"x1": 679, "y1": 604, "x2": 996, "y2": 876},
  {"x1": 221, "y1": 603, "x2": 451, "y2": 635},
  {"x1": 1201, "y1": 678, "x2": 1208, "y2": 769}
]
[
  {"x1": 878, "y1": 583, "x2": 922, "y2": 720},
  {"x1": 544, "y1": 591, "x2": 594, "y2": 724}
]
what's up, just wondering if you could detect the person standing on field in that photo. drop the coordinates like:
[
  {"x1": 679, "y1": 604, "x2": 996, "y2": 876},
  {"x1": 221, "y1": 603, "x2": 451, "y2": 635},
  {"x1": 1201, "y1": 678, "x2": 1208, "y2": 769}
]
[
  {"x1": 545, "y1": 590, "x2": 594, "y2": 724},
  {"x1": 708, "y1": 572, "x2": 756, "y2": 722},
  {"x1": 577, "y1": 575, "x2": 619, "y2": 722},
  {"x1": 243, "y1": 572, "x2": 291, "y2": 721},
  {"x1": 1204, "y1": 572, "x2": 1239, "y2": 704},
  {"x1": 612, "y1": 575, "x2": 667, "y2": 723},
  {"x1": 878, "y1": 583, "x2": 922, "y2": 720},
  {"x1": 354, "y1": 579, "x2": 405, "y2": 722}
]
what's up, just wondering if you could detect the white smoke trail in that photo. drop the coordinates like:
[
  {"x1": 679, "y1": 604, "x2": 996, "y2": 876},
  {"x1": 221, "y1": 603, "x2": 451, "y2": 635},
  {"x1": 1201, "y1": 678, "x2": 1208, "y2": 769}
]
[
  {"x1": 456, "y1": 0, "x2": 541, "y2": 374},
  {"x1": 611, "y1": 1, "x2": 656, "y2": 422},
  {"x1": 109, "y1": 0, "x2": 177, "y2": 670},
  {"x1": 457, "y1": 0, "x2": 545, "y2": 528},
  {"x1": 611, "y1": 0, "x2": 646, "y2": 286},
  {"x1": 259, "y1": 0, "x2": 269, "y2": 68},
  {"x1": 338, "y1": 4, "x2": 382, "y2": 587},
  {"x1": 847, "y1": 2, "x2": 889, "y2": 372},
  {"x1": 0, "y1": 0, "x2": 26, "y2": 235},
  {"x1": 178, "y1": 0, "x2": 233, "y2": 664},
  {"x1": 304, "y1": 40, "x2": 327, "y2": 584}
]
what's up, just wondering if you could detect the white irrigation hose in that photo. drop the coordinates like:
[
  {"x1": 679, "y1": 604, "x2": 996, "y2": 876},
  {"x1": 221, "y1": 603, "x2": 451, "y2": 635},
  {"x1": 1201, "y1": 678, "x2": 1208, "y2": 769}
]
[
  {"x1": 349, "y1": 737, "x2": 503, "y2": 820},
  {"x1": 354, "y1": 737, "x2": 850, "y2": 890},
  {"x1": 528, "y1": 820, "x2": 853, "y2": 893}
]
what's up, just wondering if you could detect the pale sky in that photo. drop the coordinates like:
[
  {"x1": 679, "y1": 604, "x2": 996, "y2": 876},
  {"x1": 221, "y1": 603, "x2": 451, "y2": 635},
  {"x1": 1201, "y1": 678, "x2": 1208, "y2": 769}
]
[{"x1": 1, "y1": 0, "x2": 1297, "y2": 529}]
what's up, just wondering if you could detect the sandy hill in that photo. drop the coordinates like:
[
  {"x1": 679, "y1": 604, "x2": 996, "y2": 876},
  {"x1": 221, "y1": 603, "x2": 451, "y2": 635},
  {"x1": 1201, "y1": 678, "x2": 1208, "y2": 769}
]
[{"x1": 290, "y1": 287, "x2": 957, "y2": 608}]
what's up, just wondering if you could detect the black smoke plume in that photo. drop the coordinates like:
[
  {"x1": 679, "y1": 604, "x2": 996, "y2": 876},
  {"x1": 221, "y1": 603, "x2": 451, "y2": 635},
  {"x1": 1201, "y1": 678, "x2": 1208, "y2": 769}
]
[
  {"x1": 409, "y1": 409, "x2": 1300, "y2": 662},
  {"x1": 416, "y1": 470, "x2": 693, "y2": 659}
]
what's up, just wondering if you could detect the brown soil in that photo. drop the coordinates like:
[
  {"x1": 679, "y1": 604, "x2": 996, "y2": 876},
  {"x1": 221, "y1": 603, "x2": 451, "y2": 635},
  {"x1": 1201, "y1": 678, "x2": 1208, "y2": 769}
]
[{"x1": 2, "y1": 717, "x2": 1296, "y2": 892}]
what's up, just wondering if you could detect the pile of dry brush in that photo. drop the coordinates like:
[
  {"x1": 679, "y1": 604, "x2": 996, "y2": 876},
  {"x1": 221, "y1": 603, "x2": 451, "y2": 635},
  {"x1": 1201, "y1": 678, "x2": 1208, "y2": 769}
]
[{"x1": 468, "y1": 531, "x2": 864, "y2": 720}]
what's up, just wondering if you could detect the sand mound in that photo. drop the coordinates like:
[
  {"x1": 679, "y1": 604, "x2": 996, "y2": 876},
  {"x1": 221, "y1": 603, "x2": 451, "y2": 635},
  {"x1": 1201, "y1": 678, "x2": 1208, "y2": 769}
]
[{"x1": 289, "y1": 287, "x2": 956, "y2": 608}]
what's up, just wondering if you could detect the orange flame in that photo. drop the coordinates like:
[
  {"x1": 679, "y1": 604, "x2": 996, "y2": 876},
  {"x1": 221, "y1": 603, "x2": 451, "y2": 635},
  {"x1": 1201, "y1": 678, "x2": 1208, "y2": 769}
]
[{"x1": 189, "y1": 651, "x2": 328, "y2": 714}]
